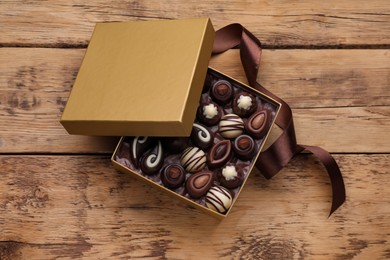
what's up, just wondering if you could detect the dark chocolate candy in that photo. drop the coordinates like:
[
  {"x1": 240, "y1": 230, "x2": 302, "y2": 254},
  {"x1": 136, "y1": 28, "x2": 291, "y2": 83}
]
[
  {"x1": 207, "y1": 140, "x2": 232, "y2": 169},
  {"x1": 217, "y1": 164, "x2": 244, "y2": 189},
  {"x1": 245, "y1": 110, "x2": 269, "y2": 139},
  {"x1": 197, "y1": 101, "x2": 222, "y2": 126},
  {"x1": 129, "y1": 136, "x2": 155, "y2": 168},
  {"x1": 180, "y1": 147, "x2": 206, "y2": 173},
  {"x1": 232, "y1": 92, "x2": 257, "y2": 118},
  {"x1": 186, "y1": 171, "x2": 214, "y2": 199},
  {"x1": 191, "y1": 123, "x2": 214, "y2": 150},
  {"x1": 206, "y1": 186, "x2": 233, "y2": 214},
  {"x1": 210, "y1": 80, "x2": 234, "y2": 105},
  {"x1": 232, "y1": 134, "x2": 257, "y2": 160},
  {"x1": 161, "y1": 137, "x2": 190, "y2": 154},
  {"x1": 161, "y1": 164, "x2": 186, "y2": 189},
  {"x1": 202, "y1": 73, "x2": 214, "y2": 93},
  {"x1": 140, "y1": 141, "x2": 164, "y2": 175},
  {"x1": 219, "y1": 114, "x2": 244, "y2": 139}
]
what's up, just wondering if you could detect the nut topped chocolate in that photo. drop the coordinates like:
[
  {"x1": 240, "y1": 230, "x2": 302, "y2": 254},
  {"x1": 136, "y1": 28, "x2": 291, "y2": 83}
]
[
  {"x1": 245, "y1": 110, "x2": 269, "y2": 139},
  {"x1": 232, "y1": 135, "x2": 257, "y2": 161},
  {"x1": 161, "y1": 164, "x2": 186, "y2": 189},
  {"x1": 210, "y1": 80, "x2": 234, "y2": 105},
  {"x1": 232, "y1": 92, "x2": 257, "y2": 118},
  {"x1": 197, "y1": 101, "x2": 222, "y2": 126}
]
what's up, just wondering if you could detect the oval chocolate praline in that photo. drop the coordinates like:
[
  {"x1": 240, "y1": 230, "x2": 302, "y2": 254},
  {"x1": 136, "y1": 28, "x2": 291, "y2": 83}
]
[
  {"x1": 140, "y1": 141, "x2": 164, "y2": 175},
  {"x1": 180, "y1": 147, "x2": 207, "y2": 173},
  {"x1": 186, "y1": 171, "x2": 214, "y2": 199},
  {"x1": 219, "y1": 114, "x2": 244, "y2": 139},
  {"x1": 161, "y1": 164, "x2": 186, "y2": 189},
  {"x1": 232, "y1": 135, "x2": 257, "y2": 160},
  {"x1": 191, "y1": 123, "x2": 214, "y2": 150},
  {"x1": 245, "y1": 110, "x2": 270, "y2": 139},
  {"x1": 197, "y1": 101, "x2": 222, "y2": 126},
  {"x1": 206, "y1": 186, "x2": 233, "y2": 214},
  {"x1": 210, "y1": 80, "x2": 234, "y2": 105},
  {"x1": 207, "y1": 140, "x2": 232, "y2": 169},
  {"x1": 232, "y1": 92, "x2": 257, "y2": 118},
  {"x1": 217, "y1": 164, "x2": 244, "y2": 189}
]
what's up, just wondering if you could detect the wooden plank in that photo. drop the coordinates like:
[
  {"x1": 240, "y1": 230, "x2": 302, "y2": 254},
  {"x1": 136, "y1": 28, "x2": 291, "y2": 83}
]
[
  {"x1": 1, "y1": 48, "x2": 389, "y2": 153},
  {"x1": 0, "y1": 155, "x2": 389, "y2": 259},
  {"x1": 0, "y1": 1, "x2": 389, "y2": 47}
]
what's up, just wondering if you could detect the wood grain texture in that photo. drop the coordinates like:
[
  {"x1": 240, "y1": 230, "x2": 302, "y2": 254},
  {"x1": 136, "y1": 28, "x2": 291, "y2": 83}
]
[
  {"x1": 0, "y1": 155, "x2": 389, "y2": 259},
  {"x1": 0, "y1": 1, "x2": 390, "y2": 47},
  {"x1": 1, "y1": 48, "x2": 389, "y2": 153}
]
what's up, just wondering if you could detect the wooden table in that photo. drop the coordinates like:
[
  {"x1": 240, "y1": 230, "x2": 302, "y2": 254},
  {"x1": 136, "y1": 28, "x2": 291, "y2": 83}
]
[{"x1": 1, "y1": 1, "x2": 389, "y2": 259}]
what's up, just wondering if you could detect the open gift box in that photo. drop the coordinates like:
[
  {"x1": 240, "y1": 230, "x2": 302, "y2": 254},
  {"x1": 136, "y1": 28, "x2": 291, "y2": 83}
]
[{"x1": 61, "y1": 18, "x2": 281, "y2": 218}]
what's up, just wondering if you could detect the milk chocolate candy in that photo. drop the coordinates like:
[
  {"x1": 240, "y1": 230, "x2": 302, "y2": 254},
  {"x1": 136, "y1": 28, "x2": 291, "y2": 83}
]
[
  {"x1": 206, "y1": 186, "x2": 233, "y2": 214},
  {"x1": 219, "y1": 114, "x2": 244, "y2": 139},
  {"x1": 186, "y1": 171, "x2": 214, "y2": 199},
  {"x1": 161, "y1": 164, "x2": 186, "y2": 189},
  {"x1": 197, "y1": 101, "x2": 222, "y2": 126},
  {"x1": 210, "y1": 80, "x2": 234, "y2": 105},
  {"x1": 140, "y1": 141, "x2": 164, "y2": 175},
  {"x1": 232, "y1": 135, "x2": 257, "y2": 161},
  {"x1": 191, "y1": 123, "x2": 214, "y2": 150},
  {"x1": 207, "y1": 140, "x2": 232, "y2": 169},
  {"x1": 218, "y1": 165, "x2": 244, "y2": 189},
  {"x1": 232, "y1": 92, "x2": 257, "y2": 118},
  {"x1": 245, "y1": 110, "x2": 269, "y2": 139},
  {"x1": 129, "y1": 136, "x2": 155, "y2": 168},
  {"x1": 161, "y1": 137, "x2": 190, "y2": 154},
  {"x1": 180, "y1": 147, "x2": 207, "y2": 173}
]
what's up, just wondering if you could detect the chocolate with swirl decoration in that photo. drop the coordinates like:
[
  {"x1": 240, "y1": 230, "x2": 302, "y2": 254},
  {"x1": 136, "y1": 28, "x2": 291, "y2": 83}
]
[
  {"x1": 129, "y1": 136, "x2": 155, "y2": 168},
  {"x1": 206, "y1": 186, "x2": 233, "y2": 214},
  {"x1": 180, "y1": 147, "x2": 206, "y2": 173},
  {"x1": 140, "y1": 141, "x2": 164, "y2": 175},
  {"x1": 191, "y1": 123, "x2": 214, "y2": 150},
  {"x1": 219, "y1": 114, "x2": 244, "y2": 139}
]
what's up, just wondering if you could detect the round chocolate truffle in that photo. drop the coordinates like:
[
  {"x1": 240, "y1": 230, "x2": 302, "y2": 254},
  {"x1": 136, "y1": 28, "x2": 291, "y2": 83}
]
[
  {"x1": 161, "y1": 137, "x2": 190, "y2": 154},
  {"x1": 210, "y1": 80, "x2": 234, "y2": 105},
  {"x1": 206, "y1": 186, "x2": 233, "y2": 214},
  {"x1": 217, "y1": 165, "x2": 244, "y2": 189},
  {"x1": 180, "y1": 147, "x2": 207, "y2": 173},
  {"x1": 191, "y1": 123, "x2": 214, "y2": 150},
  {"x1": 219, "y1": 114, "x2": 244, "y2": 139},
  {"x1": 186, "y1": 171, "x2": 214, "y2": 199},
  {"x1": 197, "y1": 101, "x2": 222, "y2": 126},
  {"x1": 202, "y1": 73, "x2": 214, "y2": 93},
  {"x1": 140, "y1": 141, "x2": 164, "y2": 175},
  {"x1": 161, "y1": 164, "x2": 186, "y2": 189},
  {"x1": 232, "y1": 135, "x2": 257, "y2": 161},
  {"x1": 245, "y1": 110, "x2": 270, "y2": 139},
  {"x1": 207, "y1": 140, "x2": 232, "y2": 169},
  {"x1": 232, "y1": 92, "x2": 257, "y2": 118}
]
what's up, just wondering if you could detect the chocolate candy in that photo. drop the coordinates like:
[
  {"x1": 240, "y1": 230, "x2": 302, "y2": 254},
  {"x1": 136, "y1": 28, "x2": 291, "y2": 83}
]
[
  {"x1": 207, "y1": 140, "x2": 232, "y2": 169},
  {"x1": 202, "y1": 73, "x2": 214, "y2": 93},
  {"x1": 218, "y1": 165, "x2": 243, "y2": 189},
  {"x1": 140, "y1": 141, "x2": 164, "y2": 175},
  {"x1": 161, "y1": 164, "x2": 186, "y2": 189},
  {"x1": 219, "y1": 114, "x2": 244, "y2": 139},
  {"x1": 232, "y1": 135, "x2": 257, "y2": 160},
  {"x1": 180, "y1": 147, "x2": 206, "y2": 173},
  {"x1": 232, "y1": 92, "x2": 257, "y2": 118},
  {"x1": 206, "y1": 186, "x2": 233, "y2": 214},
  {"x1": 191, "y1": 123, "x2": 214, "y2": 150},
  {"x1": 161, "y1": 137, "x2": 190, "y2": 154},
  {"x1": 186, "y1": 171, "x2": 214, "y2": 199},
  {"x1": 245, "y1": 110, "x2": 269, "y2": 139},
  {"x1": 210, "y1": 80, "x2": 234, "y2": 105},
  {"x1": 197, "y1": 101, "x2": 222, "y2": 126},
  {"x1": 129, "y1": 136, "x2": 155, "y2": 167}
]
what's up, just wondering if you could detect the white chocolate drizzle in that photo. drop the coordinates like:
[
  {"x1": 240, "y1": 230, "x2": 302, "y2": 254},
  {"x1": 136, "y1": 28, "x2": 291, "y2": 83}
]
[
  {"x1": 237, "y1": 95, "x2": 252, "y2": 110},
  {"x1": 203, "y1": 104, "x2": 218, "y2": 119},
  {"x1": 206, "y1": 186, "x2": 232, "y2": 214}
]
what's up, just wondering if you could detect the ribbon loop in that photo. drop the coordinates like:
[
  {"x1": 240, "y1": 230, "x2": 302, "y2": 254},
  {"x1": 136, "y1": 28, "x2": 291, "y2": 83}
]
[{"x1": 212, "y1": 24, "x2": 346, "y2": 216}]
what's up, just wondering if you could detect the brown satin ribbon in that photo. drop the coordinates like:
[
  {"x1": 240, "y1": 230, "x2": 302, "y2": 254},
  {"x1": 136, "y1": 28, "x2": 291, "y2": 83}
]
[{"x1": 212, "y1": 24, "x2": 346, "y2": 216}]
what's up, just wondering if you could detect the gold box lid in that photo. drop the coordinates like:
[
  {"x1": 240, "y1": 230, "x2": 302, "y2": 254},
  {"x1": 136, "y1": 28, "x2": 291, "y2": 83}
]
[{"x1": 61, "y1": 18, "x2": 215, "y2": 136}]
